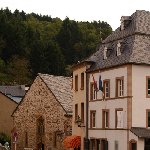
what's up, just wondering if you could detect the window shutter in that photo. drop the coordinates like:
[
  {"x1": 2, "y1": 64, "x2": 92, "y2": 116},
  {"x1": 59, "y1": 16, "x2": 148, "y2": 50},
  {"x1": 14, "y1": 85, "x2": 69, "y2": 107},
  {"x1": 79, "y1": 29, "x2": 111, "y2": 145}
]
[{"x1": 117, "y1": 111, "x2": 123, "y2": 128}]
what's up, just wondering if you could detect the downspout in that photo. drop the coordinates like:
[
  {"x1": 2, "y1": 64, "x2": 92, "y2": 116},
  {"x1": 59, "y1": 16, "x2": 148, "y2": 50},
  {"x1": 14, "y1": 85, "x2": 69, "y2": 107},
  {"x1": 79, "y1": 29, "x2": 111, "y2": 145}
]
[{"x1": 84, "y1": 65, "x2": 89, "y2": 150}]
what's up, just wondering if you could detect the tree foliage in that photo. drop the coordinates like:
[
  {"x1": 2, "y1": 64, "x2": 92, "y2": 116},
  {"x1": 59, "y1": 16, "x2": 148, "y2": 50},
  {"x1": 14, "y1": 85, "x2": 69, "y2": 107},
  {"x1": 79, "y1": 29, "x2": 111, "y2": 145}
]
[{"x1": 0, "y1": 8, "x2": 112, "y2": 84}]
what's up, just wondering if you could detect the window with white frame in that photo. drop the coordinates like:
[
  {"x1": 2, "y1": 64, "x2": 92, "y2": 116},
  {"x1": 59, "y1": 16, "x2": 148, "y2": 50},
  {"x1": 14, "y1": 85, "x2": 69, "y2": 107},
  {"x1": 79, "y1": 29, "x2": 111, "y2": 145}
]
[
  {"x1": 116, "y1": 109, "x2": 124, "y2": 128},
  {"x1": 104, "y1": 47, "x2": 107, "y2": 59},
  {"x1": 116, "y1": 77, "x2": 124, "y2": 97},
  {"x1": 103, "y1": 80, "x2": 110, "y2": 98},
  {"x1": 90, "y1": 111, "x2": 96, "y2": 128},
  {"x1": 90, "y1": 83, "x2": 97, "y2": 100},
  {"x1": 117, "y1": 42, "x2": 121, "y2": 56},
  {"x1": 102, "y1": 109, "x2": 109, "y2": 128}
]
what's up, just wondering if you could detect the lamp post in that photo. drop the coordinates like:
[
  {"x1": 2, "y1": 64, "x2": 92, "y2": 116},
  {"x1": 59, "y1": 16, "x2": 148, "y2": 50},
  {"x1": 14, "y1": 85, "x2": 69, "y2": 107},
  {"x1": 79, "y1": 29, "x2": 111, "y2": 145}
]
[{"x1": 76, "y1": 116, "x2": 85, "y2": 127}]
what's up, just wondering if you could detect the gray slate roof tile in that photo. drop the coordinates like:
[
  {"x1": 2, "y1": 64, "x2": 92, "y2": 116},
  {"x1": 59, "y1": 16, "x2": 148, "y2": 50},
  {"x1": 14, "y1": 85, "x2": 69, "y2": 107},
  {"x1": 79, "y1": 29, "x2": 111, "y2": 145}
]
[
  {"x1": 0, "y1": 85, "x2": 26, "y2": 97},
  {"x1": 85, "y1": 10, "x2": 150, "y2": 71},
  {"x1": 39, "y1": 74, "x2": 73, "y2": 113},
  {"x1": 130, "y1": 127, "x2": 150, "y2": 138}
]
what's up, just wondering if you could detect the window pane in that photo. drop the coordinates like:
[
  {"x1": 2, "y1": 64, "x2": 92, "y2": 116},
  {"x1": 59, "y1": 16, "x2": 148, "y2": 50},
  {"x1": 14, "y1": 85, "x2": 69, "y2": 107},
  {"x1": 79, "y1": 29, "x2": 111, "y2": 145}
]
[
  {"x1": 117, "y1": 111, "x2": 123, "y2": 128},
  {"x1": 81, "y1": 73, "x2": 84, "y2": 89},
  {"x1": 75, "y1": 104, "x2": 78, "y2": 121},
  {"x1": 93, "y1": 112, "x2": 96, "y2": 127},
  {"x1": 81, "y1": 103, "x2": 84, "y2": 123},
  {"x1": 148, "y1": 112, "x2": 150, "y2": 127},
  {"x1": 75, "y1": 75, "x2": 78, "y2": 91},
  {"x1": 148, "y1": 79, "x2": 150, "y2": 85}
]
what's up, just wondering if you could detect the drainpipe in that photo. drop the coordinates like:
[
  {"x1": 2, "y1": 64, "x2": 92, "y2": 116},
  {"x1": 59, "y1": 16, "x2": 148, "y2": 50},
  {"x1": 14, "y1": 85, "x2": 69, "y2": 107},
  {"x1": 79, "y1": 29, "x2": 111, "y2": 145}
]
[{"x1": 84, "y1": 65, "x2": 89, "y2": 150}]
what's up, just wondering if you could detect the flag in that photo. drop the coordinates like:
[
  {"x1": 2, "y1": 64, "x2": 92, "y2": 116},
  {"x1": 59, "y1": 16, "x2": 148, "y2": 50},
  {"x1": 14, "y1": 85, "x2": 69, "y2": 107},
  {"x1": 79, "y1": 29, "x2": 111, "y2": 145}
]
[
  {"x1": 99, "y1": 75, "x2": 103, "y2": 92},
  {"x1": 92, "y1": 74, "x2": 98, "y2": 91}
]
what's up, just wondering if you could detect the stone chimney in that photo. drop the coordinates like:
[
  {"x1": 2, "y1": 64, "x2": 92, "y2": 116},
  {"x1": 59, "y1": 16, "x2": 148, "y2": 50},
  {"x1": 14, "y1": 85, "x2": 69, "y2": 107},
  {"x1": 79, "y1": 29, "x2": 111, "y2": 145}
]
[{"x1": 120, "y1": 16, "x2": 132, "y2": 30}]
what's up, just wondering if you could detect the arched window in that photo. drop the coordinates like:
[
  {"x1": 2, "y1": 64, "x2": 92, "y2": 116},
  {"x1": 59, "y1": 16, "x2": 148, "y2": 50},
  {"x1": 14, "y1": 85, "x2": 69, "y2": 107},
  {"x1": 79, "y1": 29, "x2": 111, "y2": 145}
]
[
  {"x1": 129, "y1": 139, "x2": 137, "y2": 150},
  {"x1": 37, "y1": 116, "x2": 45, "y2": 135}
]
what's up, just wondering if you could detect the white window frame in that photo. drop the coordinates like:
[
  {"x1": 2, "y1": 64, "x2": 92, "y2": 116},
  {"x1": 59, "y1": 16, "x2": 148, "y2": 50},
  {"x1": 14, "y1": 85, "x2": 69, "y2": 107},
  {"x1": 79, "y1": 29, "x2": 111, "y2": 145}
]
[
  {"x1": 117, "y1": 79, "x2": 124, "y2": 97},
  {"x1": 91, "y1": 83, "x2": 97, "y2": 100},
  {"x1": 91, "y1": 111, "x2": 96, "y2": 128},
  {"x1": 104, "y1": 111, "x2": 109, "y2": 128},
  {"x1": 116, "y1": 110, "x2": 124, "y2": 128}
]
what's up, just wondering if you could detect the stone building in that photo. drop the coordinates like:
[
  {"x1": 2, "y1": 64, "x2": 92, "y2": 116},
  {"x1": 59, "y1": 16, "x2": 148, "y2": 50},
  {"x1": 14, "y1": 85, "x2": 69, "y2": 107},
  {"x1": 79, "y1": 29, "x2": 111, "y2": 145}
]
[
  {"x1": 0, "y1": 92, "x2": 17, "y2": 136},
  {"x1": 12, "y1": 73, "x2": 73, "y2": 150}
]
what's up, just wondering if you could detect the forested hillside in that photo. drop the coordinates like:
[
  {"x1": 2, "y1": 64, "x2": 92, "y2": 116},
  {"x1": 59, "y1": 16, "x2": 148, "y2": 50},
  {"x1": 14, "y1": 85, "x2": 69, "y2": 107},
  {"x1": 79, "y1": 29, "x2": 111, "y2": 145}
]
[{"x1": 0, "y1": 8, "x2": 112, "y2": 85}]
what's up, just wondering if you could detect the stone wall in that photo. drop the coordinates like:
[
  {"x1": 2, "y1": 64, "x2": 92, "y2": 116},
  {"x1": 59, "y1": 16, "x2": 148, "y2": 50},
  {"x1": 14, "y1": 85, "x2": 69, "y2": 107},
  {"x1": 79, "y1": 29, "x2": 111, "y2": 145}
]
[{"x1": 12, "y1": 76, "x2": 72, "y2": 150}]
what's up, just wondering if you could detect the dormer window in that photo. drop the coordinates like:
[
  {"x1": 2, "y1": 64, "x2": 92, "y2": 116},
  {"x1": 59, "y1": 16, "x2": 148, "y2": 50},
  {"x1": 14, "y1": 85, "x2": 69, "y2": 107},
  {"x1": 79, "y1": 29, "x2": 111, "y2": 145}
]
[
  {"x1": 117, "y1": 42, "x2": 121, "y2": 56},
  {"x1": 104, "y1": 47, "x2": 107, "y2": 60},
  {"x1": 120, "y1": 16, "x2": 132, "y2": 30}
]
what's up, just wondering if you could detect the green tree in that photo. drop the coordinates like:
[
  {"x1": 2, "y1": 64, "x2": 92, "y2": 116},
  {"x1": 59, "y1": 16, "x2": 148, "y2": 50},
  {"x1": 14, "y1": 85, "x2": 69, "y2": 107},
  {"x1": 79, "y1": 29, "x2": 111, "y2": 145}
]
[{"x1": 0, "y1": 132, "x2": 10, "y2": 145}]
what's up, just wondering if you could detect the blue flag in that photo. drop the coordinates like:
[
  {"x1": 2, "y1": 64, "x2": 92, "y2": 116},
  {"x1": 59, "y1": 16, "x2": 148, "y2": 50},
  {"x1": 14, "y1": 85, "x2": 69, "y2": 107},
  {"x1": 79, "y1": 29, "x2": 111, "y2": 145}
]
[{"x1": 99, "y1": 75, "x2": 103, "y2": 92}]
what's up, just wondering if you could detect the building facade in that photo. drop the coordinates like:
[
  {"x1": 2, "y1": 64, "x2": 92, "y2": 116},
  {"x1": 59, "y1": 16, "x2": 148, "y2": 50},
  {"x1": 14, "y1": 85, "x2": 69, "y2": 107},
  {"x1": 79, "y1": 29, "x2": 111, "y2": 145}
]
[
  {"x1": 72, "y1": 10, "x2": 150, "y2": 150},
  {"x1": 12, "y1": 74, "x2": 72, "y2": 150},
  {"x1": 0, "y1": 92, "x2": 17, "y2": 136}
]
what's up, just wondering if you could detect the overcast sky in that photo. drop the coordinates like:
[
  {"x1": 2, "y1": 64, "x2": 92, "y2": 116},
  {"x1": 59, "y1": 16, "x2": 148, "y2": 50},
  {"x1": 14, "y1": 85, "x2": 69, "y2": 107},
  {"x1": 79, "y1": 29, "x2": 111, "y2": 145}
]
[{"x1": 1, "y1": 0, "x2": 150, "y2": 30}]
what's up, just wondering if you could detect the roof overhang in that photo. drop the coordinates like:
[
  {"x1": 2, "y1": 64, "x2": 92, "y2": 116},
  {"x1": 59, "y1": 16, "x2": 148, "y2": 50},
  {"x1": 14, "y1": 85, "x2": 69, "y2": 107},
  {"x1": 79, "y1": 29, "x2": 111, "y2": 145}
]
[{"x1": 130, "y1": 127, "x2": 150, "y2": 138}]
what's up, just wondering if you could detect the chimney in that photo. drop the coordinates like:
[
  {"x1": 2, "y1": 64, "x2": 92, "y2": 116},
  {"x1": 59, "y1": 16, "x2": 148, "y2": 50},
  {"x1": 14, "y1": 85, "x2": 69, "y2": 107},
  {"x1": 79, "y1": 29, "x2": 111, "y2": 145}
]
[{"x1": 120, "y1": 16, "x2": 131, "y2": 30}]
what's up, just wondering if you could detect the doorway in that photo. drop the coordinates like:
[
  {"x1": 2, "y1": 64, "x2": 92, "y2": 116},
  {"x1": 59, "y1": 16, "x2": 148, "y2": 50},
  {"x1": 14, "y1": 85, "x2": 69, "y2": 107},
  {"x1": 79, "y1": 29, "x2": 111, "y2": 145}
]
[
  {"x1": 145, "y1": 138, "x2": 150, "y2": 150},
  {"x1": 37, "y1": 143, "x2": 44, "y2": 150},
  {"x1": 129, "y1": 140, "x2": 137, "y2": 150}
]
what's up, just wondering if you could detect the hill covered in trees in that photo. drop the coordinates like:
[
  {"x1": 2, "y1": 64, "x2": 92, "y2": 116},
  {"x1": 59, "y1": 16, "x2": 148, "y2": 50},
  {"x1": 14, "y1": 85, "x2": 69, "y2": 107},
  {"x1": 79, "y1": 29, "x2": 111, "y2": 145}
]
[{"x1": 0, "y1": 7, "x2": 112, "y2": 85}]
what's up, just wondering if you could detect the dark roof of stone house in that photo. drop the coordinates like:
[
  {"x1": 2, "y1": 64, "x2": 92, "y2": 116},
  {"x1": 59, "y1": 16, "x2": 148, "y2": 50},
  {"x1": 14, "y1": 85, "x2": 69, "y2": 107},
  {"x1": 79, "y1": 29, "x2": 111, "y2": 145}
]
[
  {"x1": 39, "y1": 73, "x2": 73, "y2": 113},
  {"x1": 82, "y1": 10, "x2": 150, "y2": 71},
  {"x1": 0, "y1": 85, "x2": 26, "y2": 97},
  {"x1": 130, "y1": 127, "x2": 150, "y2": 138}
]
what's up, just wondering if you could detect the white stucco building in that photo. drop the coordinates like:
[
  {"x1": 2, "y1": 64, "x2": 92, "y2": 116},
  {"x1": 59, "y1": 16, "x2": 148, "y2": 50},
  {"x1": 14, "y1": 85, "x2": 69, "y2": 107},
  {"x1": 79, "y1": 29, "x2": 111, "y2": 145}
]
[{"x1": 72, "y1": 10, "x2": 150, "y2": 150}]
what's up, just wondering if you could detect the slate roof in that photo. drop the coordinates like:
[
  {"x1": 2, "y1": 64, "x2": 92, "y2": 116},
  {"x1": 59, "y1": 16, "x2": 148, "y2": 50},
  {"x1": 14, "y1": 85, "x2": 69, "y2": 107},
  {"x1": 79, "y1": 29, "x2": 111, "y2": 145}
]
[
  {"x1": 103, "y1": 10, "x2": 150, "y2": 43},
  {"x1": 0, "y1": 85, "x2": 26, "y2": 97},
  {"x1": 84, "y1": 10, "x2": 150, "y2": 71},
  {"x1": 39, "y1": 73, "x2": 73, "y2": 113},
  {"x1": 130, "y1": 127, "x2": 150, "y2": 138}
]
